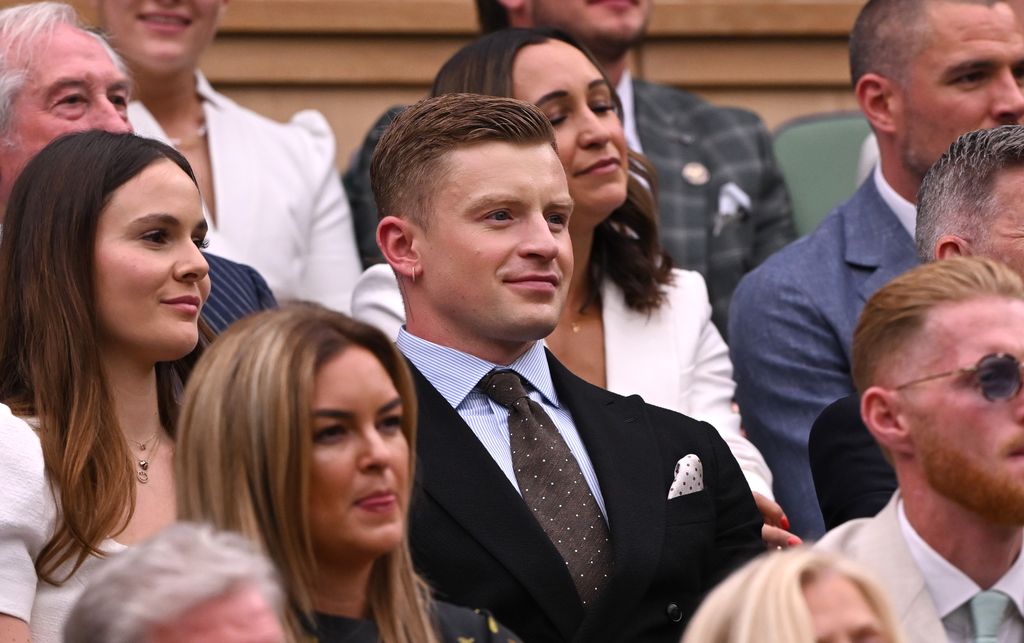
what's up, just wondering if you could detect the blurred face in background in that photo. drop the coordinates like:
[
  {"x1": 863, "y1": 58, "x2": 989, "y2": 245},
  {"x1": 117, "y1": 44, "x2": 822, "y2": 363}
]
[
  {"x1": 520, "y1": 0, "x2": 650, "y2": 63},
  {"x1": 95, "y1": 0, "x2": 228, "y2": 76}
]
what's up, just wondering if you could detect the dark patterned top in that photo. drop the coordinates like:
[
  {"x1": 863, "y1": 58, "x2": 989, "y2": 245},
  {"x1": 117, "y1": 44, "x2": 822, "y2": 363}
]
[{"x1": 314, "y1": 601, "x2": 521, "y2": 643}]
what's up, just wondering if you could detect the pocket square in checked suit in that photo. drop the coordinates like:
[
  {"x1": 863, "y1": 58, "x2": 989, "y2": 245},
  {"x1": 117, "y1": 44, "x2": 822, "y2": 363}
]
[{"x1": 668, "y1": 454, "x2": 704, "y2": 499}]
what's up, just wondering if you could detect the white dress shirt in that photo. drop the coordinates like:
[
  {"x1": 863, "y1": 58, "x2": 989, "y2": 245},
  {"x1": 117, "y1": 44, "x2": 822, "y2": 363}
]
[
  {"x1": 873, "y1": 164, "x2": 917, "y2": 240},
  {"x1": 898, "y1": 500, "x2": 1024, "y2": 643},
  {"x1": 396, "y1": 329, "x2": 608, "y2": 520},
  {"x1": 616, "y1": 71, "x2": 643, "y2": 154}
]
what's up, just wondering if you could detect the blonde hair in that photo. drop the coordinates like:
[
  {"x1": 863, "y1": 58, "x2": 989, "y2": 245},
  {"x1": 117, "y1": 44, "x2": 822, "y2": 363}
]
[
  {"x1": 681, "y1": 548, "x2": 906, "y2": 643},
  {"x1": 852, "y1": 256, "x2": 1024, "y2": 392},
  {"x1": 175, "y1": 304, "x2": 437, "y2": 643}
]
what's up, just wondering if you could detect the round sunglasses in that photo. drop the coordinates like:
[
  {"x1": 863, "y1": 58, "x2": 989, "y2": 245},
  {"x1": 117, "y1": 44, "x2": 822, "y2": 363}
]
[{"x1": 894, "y1": 353, "x2": 1024, "y2": 401}]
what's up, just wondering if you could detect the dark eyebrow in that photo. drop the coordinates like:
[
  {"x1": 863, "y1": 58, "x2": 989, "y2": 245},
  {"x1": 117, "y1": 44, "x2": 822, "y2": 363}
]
[
  {"x1": 133, "y1": 213, "x2": 209, "y2": 235},
  {"x1": 588, "y1": 79, "x2": 610, "y2": 92},
  {"x1": 535, "y1": 89, "x2": 568, "y2": 108},
  {"x1": 943, "y1": 59, "x2": 998, "y2": 80},
  {"x1": 313, "y1": 397, "x2": 403, "y2": 420}
]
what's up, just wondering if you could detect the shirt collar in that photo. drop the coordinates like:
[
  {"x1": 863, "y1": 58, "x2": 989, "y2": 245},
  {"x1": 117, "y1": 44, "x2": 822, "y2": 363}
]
[
  {"x1": 616, "y1": 70, "x2": 642, "y2": 153},
  {"x1": 193, "y1": 70, "x2": 227, "y2": 110},
  {"x1": 395, "y1": 328, "x2": 560, "y2": 409},
  {"x1": 897, "y1": 498, "x2": 1024, "y2": 619},
  {"x1": 873, "y1": 164, "x2": 917, "y2": 239}
]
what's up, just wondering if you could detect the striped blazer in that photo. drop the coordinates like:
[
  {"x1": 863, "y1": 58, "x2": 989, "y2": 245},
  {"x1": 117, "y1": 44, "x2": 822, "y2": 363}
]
[{"x1": 202, "y1": 253, "x2": 277, "y2": 333}]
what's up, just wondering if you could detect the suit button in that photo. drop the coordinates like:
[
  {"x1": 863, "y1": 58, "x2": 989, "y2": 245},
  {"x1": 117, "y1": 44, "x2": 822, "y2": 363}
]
[{"x1": 666, "y1": 602, "x2": 683, "y2": 622}]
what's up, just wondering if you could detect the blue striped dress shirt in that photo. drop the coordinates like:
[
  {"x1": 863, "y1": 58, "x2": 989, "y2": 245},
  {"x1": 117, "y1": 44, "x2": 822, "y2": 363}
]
[{"x1": 397, "y1": 328, "x2": 608, "y2": 520}]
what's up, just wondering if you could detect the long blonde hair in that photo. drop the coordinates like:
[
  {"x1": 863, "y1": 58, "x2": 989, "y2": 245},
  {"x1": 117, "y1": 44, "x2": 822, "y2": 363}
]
[
  {"x1": 681, "y1": 548, "x2": 906, "y2": 643},
  {"x1": 175, "y1": 304, "x2": 437, "y2": 643}
]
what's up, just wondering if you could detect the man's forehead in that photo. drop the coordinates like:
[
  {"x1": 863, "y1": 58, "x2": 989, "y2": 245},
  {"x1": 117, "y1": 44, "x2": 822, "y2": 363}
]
[
  {"x1": 19, "y1": 24, "x2": 126, "y2": 88},
  {"x1": 918, "y1": 1, "x2": 1024, "y2": 58}
]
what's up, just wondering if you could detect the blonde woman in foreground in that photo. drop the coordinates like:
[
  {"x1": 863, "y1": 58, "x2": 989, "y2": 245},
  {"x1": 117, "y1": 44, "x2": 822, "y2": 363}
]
[
  {"x1": 681, "y1": 548, "x2": 906, "y2": 643},
  {"x1": 174, "y1": 304, "x2": 520, "y2": 643}
]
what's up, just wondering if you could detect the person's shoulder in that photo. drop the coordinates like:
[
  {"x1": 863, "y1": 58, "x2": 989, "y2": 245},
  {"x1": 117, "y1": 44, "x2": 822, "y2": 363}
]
[
  {"x1": 432, "y1": 601, "x2": 522, "y2": 642},
  {"x1": 633, "y1": 79, "x2": 765, "y2": 129},
  {"x1": 0, "y1": 404, "x2": 41, "y2": 463}
]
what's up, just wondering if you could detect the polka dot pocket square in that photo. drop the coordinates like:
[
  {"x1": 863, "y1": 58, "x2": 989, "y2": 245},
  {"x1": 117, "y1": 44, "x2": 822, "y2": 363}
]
[{"x1": 668, "y1": 454, "x2": 704, "y2": 499}]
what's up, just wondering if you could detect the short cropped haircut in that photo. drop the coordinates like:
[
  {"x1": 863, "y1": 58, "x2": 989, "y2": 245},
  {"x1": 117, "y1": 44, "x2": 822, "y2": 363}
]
[
  {"x1": 916, "y1": 125, "x2": 1024, "y2": 262},
  {"x1": 475, "y1": 0, "x2": 508, "y2": 32},
  {"x1": 0, "y1": 2, "x2": 127, "y2": 141},
  {"x1": 852, "y1": 256, "x2": 1024, "y2": 392},
  {"x1": 681, "y1": 548, "x2": 906, "y2": 643},
  {"x1": 370, "y1": 92, "x2": 556, "y2": 228},
  {"x1": 64, "y1": 522, "x2": 283, "y2": 643},
  {"x1": 848, "y1": 0, "x2": 998, "y2": 87}
]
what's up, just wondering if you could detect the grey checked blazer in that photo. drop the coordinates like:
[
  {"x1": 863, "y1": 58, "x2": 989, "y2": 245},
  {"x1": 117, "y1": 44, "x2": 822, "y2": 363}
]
[{"x1": 633, "y1": 81, "x2": 796, "y2": 336}]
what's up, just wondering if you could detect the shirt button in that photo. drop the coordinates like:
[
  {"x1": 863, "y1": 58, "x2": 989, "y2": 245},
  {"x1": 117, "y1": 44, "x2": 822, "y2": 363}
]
[{"x1": 666, "y1": 602, "x2": 683, "y2": 622}]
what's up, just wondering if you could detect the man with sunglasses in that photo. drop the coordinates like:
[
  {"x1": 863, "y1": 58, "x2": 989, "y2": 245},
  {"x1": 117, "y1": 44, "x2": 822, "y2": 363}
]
[{"x1": 816, "y1": 256, "x2": 1024, "y2": 643}]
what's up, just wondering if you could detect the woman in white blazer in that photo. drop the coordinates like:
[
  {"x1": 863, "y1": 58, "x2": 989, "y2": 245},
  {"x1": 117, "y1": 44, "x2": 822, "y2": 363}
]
[
  {"x1": 97, "y1": 1, "x2": 361, "y2": 312},
  {"x1": 351, "y1": 28, "x2": 796, "y2": 547}
]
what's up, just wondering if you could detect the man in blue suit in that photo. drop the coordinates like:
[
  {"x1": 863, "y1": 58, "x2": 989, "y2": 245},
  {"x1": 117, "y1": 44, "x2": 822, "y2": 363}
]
[
  {"x1": 728, "y1": 0, "x2": 1024, "y2": 537},
  {"x1": 0, "y1": 2, "x2": 274, "y2": 332}
]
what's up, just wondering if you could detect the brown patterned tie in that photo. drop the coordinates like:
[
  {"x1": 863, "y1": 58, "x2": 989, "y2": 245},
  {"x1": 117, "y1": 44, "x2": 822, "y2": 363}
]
[{"x1": 481, "y1": 370, "x2": 613, "y2": 606}]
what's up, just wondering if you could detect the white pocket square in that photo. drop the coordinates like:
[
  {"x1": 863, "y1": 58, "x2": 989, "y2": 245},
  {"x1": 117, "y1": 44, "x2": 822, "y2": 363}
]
[{"x1": 668, "y1": 454, "x2": 704, "y2": 499}]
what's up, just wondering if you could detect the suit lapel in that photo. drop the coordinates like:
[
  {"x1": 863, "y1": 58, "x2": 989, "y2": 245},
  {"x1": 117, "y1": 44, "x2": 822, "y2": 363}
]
[
  {"x1": 841, "y1": 180, "x2": 919, "y2": 303},
  {"x1": 850, "y1": 496, "x2": 947, "y2": 643},
  {"x1": 601, "y1": 279, "x2": 679, "y2": 410},
  {"x1": 546, "y1": 355, "x2": 666, "y2": 641},
  {"x1": 408, "y1": 362, "x2": 584, "y2": 639}
]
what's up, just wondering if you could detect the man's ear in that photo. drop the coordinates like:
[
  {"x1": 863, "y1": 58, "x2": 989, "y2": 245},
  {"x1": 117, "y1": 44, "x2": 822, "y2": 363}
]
[
  {"x1": 377, "y1": 215, "x2": 421, "y2": 282},
  {"x1": 934, "y1": 234, "x2": 971, "y2": 260},
  {"x1": 856, "y1": 73, "x2": 899, "y2": 136},
  {"x1": 861, "y1": 385, "x2": 915, "y2": 459}
]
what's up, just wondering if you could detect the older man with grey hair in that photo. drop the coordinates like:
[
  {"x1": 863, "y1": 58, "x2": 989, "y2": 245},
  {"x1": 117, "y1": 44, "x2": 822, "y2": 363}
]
[
  {"x1": 811, "y1": 124, "x2": 1024, "y2": 532},
  {"x1": 64, "y1": 523, "x2": 285, "y2": 643},
  {"x1": 916, "y1": 124, "x2": 1024, "y2": 272},
  {"x1": 0, "y1": 2, "x2": 277, "y2": 333},
  {"x1": 0, "y1": 1, "x2": 130, "y2": 208}
]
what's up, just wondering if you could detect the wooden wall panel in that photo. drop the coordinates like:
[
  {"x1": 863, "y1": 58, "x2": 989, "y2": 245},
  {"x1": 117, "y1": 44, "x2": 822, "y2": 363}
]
[{"x1": 2, "y1": 0, "x2": 866, "y2": 166}]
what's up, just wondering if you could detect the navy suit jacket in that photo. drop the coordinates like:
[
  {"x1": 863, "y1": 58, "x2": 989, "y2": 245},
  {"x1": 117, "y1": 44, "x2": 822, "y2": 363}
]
[
  {"x1": 809, "y1": 393, "x2": 896, "y2": 530},
  {"x1": 407, "y1": 350, "x2": 764, "y2": 643},
  {"x1": 202, "y1": 252, "x2": 277, "y2": 333},
  {"x1": 727, "y1": 178, "x2": 918, "y2": 537}
]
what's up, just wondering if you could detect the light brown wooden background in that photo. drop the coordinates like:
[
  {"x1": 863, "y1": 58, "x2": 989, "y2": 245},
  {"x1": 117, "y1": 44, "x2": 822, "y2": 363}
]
[{"x1": 6, "y1": 0, "x2": 865, "y2": 169}]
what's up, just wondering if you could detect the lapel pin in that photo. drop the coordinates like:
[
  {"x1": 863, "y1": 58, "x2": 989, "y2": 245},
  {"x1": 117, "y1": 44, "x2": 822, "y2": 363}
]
[{"x1": 682, "y1": 162, "x2": 710, "y2": 186}]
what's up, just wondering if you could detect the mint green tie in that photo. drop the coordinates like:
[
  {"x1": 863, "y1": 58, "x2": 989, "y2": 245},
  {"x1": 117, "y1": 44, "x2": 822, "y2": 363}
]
[{"x1": 969, "y1": 590, "x2": 1010, "y2": 643}]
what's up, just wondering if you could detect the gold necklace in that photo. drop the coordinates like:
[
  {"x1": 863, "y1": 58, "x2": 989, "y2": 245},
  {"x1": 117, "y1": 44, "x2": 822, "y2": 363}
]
[{"x1": 131, "y1": 432, "x2": 162, "y2": 484}]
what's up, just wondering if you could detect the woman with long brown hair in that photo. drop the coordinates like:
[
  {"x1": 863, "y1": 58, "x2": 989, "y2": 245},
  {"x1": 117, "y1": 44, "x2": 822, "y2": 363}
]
[
  {"x1": 0, "y1": 130, "x2": 210, "y2": 642},
  {"x1": 351, "y1": 27, "x2": 794, "y2": 545},
  {"x1": 175, "y1": 304, "x2": 519, "y2": 643}
]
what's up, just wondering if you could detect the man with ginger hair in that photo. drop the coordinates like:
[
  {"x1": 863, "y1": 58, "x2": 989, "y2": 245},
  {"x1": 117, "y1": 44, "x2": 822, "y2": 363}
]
[
  {"x1": 817, "y1": 256, "x2": 1024, "y2": 643},
  {"x1": 372, "y1": 92, "x2": 762, "y2": 643},
  {"x1": 729, "y1": 0, "x2": 1024, "y2": 537}
]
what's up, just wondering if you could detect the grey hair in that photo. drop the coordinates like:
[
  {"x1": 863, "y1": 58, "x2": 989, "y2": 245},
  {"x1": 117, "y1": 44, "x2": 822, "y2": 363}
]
[
  {"x1": 63, "y1": 523, "x2": 285, "y2": 643},
  {"x1": 916, "y1": 125, "x2": 1024, "y2": 261},
  {"x1": 0, "y1": 2, "x2": 128, "y2": 141}
]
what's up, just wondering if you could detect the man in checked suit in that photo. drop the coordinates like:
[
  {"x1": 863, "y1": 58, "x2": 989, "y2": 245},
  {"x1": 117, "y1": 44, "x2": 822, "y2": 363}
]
[
  {"x1": 372, "y1": 93, "x2": 763, "y2": 643},
  {"x1": 0, "y1": 2, "x2": 275, "y2": 333},
  {"x1": 816, "y1": 256, "x2": 1024, "y2": 643},
  {"x1": 345, "y1": 0, "x2": 795, "y2": 336},
  {"x1": 728, "y1": 0, "x2": 1024, "y2": 538}
]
